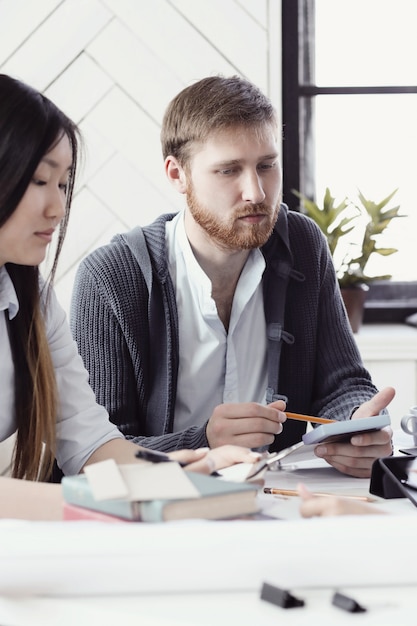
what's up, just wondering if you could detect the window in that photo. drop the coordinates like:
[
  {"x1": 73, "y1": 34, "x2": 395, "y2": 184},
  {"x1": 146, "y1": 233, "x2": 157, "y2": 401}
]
[{"x1": 281, "y1": 0, "x2": 417, "y2": 284}]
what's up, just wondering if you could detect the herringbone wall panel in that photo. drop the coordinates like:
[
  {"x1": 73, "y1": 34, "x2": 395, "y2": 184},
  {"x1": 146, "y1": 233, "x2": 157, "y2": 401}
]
[{"x1": 0, "y1": 0, "x2": 280, "y2": 312}]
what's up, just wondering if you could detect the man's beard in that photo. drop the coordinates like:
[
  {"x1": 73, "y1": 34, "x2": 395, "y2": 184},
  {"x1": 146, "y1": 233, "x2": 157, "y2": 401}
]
[{"x1": 186, "y1": 185, "x2": 279, "y2": 250}]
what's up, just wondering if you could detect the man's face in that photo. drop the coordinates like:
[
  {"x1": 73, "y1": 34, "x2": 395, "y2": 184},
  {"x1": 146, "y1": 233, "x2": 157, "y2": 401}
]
[{"x1": 184, "y1": 125, "x2": 282, "y2": 250}]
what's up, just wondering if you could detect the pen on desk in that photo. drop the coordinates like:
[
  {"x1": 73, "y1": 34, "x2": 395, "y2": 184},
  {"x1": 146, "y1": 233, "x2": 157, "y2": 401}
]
[
  {"x1": 285, "y1": 412, "x2": 336, "y2": 425},
  {"x1": 263, "y1": 487, "x2": 376, "y2": 502}
]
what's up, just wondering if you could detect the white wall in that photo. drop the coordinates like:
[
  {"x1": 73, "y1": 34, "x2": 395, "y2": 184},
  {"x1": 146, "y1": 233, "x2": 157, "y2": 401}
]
[{"x1": 0, "y1": 0, "x2": 282, "y2": 314}]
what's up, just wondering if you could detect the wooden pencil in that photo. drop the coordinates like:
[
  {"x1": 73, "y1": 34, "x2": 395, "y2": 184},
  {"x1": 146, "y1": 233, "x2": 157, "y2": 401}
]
[
  {"x1": 285, "y1": 412, "x2": 336, "y2": 425},
  {"x1": 263, "y1": 487, "x2": 376, "y2": 502}
]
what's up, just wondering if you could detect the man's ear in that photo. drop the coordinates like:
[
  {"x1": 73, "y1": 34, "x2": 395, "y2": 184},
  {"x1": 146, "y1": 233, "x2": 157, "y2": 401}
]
[{"x1": 164, "y1": 156, "x2": 187, "y2": 194}]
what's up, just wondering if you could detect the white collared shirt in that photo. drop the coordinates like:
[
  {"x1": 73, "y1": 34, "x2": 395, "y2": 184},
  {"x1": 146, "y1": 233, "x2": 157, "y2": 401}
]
[
  {"x1": 166, "y1": 211, "x2": 268, "y2": 432},
  {"x1": 0, "y1": 266, "x2": 122, "y2": 475}
]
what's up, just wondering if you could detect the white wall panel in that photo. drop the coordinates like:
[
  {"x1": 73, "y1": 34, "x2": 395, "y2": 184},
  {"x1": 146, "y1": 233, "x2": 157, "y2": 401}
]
[
  {"x1": 84, "y1": 86, "x2": 166, "y2": 189},
  {"x1": 86, "y1": 19, "x2": 185, "y2": 124},
  {"x1": 0, "y1": 0, "x2": 280, "y2": 311},
  {"x1": 0, "y1": 0, "x2": 61, "y2": 63},
  {"x1": 1, "y1": 0, "x2": 112, "y2": 89},
  {"x1": 171, "y1": 0, "x2": 268, "y2": 89},
  {"x1": 45, "y1": 53, "x2": 113, "y2": 123}
]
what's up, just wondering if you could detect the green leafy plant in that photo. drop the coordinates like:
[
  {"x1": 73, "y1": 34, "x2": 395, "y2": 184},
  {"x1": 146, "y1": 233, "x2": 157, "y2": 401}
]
[{"x1": 293, "y1": 187, "x2": 404, "y2": 289}]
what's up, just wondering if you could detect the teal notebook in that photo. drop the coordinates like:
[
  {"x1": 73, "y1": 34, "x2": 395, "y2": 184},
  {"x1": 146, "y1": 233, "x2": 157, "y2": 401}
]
[{"x1": 61, "y1": 472, "x2": 259, "y2": 522}]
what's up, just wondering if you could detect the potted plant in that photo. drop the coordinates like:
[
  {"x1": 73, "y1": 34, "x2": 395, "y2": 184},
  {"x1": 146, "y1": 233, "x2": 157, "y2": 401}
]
[{"x1": 293, "y1": 187, "x2": 404, "y2": 332}]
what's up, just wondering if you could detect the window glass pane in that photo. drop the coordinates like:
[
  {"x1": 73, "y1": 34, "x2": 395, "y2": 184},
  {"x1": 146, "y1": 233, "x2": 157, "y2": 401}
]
[
  {"x1": 314, "y1": 94, "x2": 417, "y2": 281},
  {"x1": 315, "y1": 0, "x2": 417, "y2": 86}
]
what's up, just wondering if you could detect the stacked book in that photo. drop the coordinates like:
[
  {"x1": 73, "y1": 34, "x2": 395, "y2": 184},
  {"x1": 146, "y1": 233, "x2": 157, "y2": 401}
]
[{"x1": 61, "y1": 459, "x2": 260, "y2": 523}]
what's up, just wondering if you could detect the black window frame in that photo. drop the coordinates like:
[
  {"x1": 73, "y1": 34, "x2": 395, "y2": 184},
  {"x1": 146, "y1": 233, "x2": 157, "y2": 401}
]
[
  {"x1": 281, "y1": 0, "x2": 417, "y2": 319},
  {"x1": 281, "y1": 0, "x2": 417, "y2": 210}
]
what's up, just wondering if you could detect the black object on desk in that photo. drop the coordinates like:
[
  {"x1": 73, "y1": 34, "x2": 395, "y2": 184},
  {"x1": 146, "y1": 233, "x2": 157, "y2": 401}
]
[
  {"x1": 370, "y1": 454, "x2": 417, "y2": 507},
  {"x1": 135, "y1": 448, "x2": 221, "y2": 475},
  {"x1": 332, "y1": 592, "x2": 366, "y2": 613},
  {"x1": 260, "y1": 582, "x2": 304, "y2": 609},
  {"x1": 135, "y1": 449, "x2": 173, "y2": 463}
]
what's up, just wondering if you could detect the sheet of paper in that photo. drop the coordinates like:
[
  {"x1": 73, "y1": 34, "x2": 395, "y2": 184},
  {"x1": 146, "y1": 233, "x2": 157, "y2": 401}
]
[
  {"x1": 218, "y1": 443, "x2": 320, "y2": 483},
  {"x1": 84, "y1": 460, "x2": 199, "y2": 501},
  {"x1": 84, "y1": 459, "x2": 129, "y2": 500},
  {"x1": 218, "y1": 462, "x2": 256, "y2": 482},
  {"x1": 258, "y1": 464, "x2": 378, "y2": 520},
  {"x1": 119, "y1": 463, "x2": 199, "y2": 500}
]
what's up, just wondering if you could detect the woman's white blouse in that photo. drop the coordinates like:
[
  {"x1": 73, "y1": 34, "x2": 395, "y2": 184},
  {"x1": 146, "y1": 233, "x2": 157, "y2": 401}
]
[{"x1": 0, "y1": 266, "x2": 123, "y2": 476}]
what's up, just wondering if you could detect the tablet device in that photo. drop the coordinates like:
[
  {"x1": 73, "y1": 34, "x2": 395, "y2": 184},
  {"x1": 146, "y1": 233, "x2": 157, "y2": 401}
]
[{"x1": 302, "y1": 413, "x2": 391, "y2": 445}]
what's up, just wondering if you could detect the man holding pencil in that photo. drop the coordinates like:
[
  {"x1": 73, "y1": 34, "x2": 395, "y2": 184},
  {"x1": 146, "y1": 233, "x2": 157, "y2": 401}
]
[{"x1": 71, "y1": 75, "x2": 394, "y2": 479}]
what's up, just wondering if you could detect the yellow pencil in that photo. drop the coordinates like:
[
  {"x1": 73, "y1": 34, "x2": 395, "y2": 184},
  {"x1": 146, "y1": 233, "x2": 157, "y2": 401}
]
[
  {"x1": 263, "y1": 487, "x2": 376, "y2": 502},
  {"x1": 285, "y1": 412, "x2": 336, "y2": 425}
]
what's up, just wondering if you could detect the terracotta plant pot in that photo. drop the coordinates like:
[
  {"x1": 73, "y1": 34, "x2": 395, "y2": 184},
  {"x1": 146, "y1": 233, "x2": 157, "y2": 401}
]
[{"x1": 340, "y1": 285, "x2": 369, "y2": 333}]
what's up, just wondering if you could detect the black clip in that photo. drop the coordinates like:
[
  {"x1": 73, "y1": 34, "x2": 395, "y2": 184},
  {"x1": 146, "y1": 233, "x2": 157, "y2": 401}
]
[
  {"x1": 332, "y1": 591, "x2": 366, "y2": 613},
  {"x1": 260, "y1": 582, "x2": 304, "y2": 609}
]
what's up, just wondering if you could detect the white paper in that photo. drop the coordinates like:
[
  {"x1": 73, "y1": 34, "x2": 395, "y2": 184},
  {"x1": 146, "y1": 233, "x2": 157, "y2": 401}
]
[
  {"x1": 83, "y1": 460, "x2": 199, "y2": 501},
  {"x1": 84, "y1": 459, "x2": 129, "y2": 500},
  {"x1": 119, "y1": 462, "x2": 199, "y2": 500},
  {"x1": 218, "y1": 443, "x2": 320, "y2": 482}
]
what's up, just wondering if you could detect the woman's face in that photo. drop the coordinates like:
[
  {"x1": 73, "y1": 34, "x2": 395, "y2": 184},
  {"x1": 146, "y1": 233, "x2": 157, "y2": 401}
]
[{"x1": 0, "y1": 134, "x2": 73, "y2": 267}]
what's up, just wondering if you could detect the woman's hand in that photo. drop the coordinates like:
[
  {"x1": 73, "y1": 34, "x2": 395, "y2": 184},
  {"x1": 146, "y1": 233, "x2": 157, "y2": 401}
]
[
  {"x1": 298, "y1": 483, "x2": 385, "y2": 517},
  {"x1": 169, "y1": 445, "x2": 261, "y2": 474}
]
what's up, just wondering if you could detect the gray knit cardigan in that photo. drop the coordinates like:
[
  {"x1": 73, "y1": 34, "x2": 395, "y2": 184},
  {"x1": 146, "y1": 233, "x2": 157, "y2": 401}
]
[{"x1": 70, "y1": 204, "x2": 378, "y2": 453}]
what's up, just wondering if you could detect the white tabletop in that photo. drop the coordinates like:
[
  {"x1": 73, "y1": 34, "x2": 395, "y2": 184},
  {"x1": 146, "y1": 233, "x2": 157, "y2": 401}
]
[{"x1": 0, "y1": 429, "x2": 416, "y2": 625}]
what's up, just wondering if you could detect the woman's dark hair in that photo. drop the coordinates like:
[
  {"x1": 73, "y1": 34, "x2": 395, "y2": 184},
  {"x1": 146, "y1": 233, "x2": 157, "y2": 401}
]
[{"x1": 0, "y1": 74, "x2": 80, "y2": 480}]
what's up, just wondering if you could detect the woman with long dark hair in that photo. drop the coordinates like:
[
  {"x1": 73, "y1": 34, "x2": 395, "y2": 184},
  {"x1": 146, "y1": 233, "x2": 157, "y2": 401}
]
[{"x1": 0, "y1": 74, "x2": 258, "y2": 519}]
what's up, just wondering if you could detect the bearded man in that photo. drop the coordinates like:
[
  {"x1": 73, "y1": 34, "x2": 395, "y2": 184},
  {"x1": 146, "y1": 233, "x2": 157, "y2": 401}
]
[{"x1": 71, "y1": 75, "x2": 393, "y2": 479}]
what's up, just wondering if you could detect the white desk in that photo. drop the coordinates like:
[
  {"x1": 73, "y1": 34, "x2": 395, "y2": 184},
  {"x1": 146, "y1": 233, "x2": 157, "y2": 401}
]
[
  {"x1": 1, "y1": 586, "x2": 416, "y2": 626},
  {"x1": 1, "y1": 432, "x2": 416, "y2": 626},
  {"x1": 1, "y1": 516, "x2": 416, "y2": 625}
]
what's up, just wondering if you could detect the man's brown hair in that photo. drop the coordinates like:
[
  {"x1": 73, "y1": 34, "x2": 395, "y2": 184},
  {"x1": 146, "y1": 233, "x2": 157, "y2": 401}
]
[{"x1": 161, "y1": 75, "x2": 278, "y2": 166}]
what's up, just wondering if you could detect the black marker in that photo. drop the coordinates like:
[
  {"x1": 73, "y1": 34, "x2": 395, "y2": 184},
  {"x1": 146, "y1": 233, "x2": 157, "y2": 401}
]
[
  {"x1": 136, "y1": 449, "x2": 186, "y2": 467},
  {"x1": 332, "y1": 591, "x2": 366, "y2": 613},
  {"x1": 135, "y1": 448, "x2": 219, "y2": 474},
  {"x1": 260, "y1": 582, "x2": 304, "y2": 609}
]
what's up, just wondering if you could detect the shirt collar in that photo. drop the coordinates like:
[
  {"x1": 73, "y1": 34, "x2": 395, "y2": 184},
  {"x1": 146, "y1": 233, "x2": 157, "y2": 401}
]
[
  {"x1": 0, "y1": 266, "x2": 19, "y2": 320},
  {"x1": 176, "y1": 211, "x2": 213, "y2": 292}
]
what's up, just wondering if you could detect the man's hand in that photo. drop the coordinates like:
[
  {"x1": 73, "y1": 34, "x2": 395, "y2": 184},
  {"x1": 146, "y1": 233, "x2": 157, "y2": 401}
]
[
  {"x1": 169, "y1": 445, "x2": 261, "y2": 474},
  {"x1": 313, "y1": 387, "x2": 395, "y2": 478},
  {"x1": 205, "y1": 400, "x2": 287, "y2": 448}
]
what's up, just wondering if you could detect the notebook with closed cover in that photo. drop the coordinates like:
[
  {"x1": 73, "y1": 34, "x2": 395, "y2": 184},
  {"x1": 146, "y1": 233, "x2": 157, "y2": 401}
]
[{"x1": 61, "y1": 472, "x2": 260, "y2": 522}]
